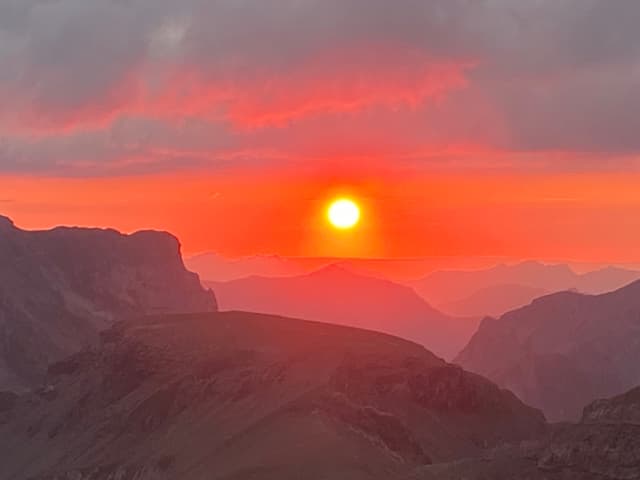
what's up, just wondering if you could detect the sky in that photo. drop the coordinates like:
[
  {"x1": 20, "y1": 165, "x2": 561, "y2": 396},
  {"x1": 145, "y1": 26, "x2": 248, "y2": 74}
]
[{"x1": 1, "y1": 0, "x2": 640, "y2": 260}]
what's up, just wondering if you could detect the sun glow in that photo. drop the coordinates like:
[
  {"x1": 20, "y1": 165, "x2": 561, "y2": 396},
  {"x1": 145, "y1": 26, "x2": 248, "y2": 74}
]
[{"x1": 327, "y1": 198, "x2": 361, "y2": 229}]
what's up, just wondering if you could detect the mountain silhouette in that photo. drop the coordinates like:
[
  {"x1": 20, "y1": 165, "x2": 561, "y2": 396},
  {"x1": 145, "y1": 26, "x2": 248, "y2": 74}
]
[
  {"x1": 412, "y1": 261, "x2": 640, "y2": 317},
  {"x1": 208, "y1": 264, "x2": 479, "y2": 360}
]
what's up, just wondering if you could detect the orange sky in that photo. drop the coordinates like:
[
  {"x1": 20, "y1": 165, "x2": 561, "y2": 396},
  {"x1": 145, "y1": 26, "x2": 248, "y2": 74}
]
[
  {"x1": 2, "y1": 1, "x2": 640, "y2": 263},
  {"x1": 3, "y1": 169, "x2": 640, "y2": 262}
]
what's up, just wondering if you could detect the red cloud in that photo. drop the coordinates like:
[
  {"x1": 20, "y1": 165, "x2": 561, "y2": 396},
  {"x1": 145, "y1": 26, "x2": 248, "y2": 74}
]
[{"x1": 2, "y1": 44, "x2": 475, "y2": 135}]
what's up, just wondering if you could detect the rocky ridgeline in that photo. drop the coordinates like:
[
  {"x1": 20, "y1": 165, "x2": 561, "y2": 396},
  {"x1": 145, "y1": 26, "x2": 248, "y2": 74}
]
[
  {"x1": 0, "y1": 216, "x2": 216, "y2": 391},
  {"x1": 0, "y1": 312, "x2": 546, "y2": 480},
  {"x1": 536, "y1": 389, "x2": 640, "y2": 479}
]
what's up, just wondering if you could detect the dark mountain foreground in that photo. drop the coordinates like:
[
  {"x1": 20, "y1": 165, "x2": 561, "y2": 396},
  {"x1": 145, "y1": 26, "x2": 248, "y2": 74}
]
[
  {"x1": 406, "y1": 386, "x2": 640, "y2": 480},
  {"x1": 0, "y1": 312, "x2": 545, "y2": 480},
  {"x1": 456, "y1": 280, "x2": 640, "y2": 421},
  {"x1": 208, "y1": 265, "x2": 478, "y2": 360},
  {"x1": 0, "y1": 215, "x2": 216, "y2": 392}
]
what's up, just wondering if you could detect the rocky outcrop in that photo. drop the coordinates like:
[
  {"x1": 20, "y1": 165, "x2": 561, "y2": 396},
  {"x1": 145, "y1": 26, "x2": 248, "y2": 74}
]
[
  {"x1": 0, "y1": 216, "x2": 216, "y2": 392},
  {"x1": 582, "y1": 386, "x2": 640, "y2": 425},
  {"x1": 456, "y1": 281, "x2": 640, "y2": 421},
  {"x1": 404, "y1": 385, "x2": 640, "y2": 480},
  {"x1": 534, "y1": 388, "x2": 640, "y2": 478},
  {"x1": 0, "y1": 312, "x2": 545, "y2": 480}
]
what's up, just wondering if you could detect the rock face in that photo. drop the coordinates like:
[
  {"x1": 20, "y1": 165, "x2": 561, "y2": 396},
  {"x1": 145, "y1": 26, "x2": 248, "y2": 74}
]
[
  {"x1": 582, "y1": 386, "x2": 640, "y2": 425},
  {"x1": 0, "y1": 216, "x2": 217, "y2": 392},
  {"x1": 208, "y1": 265, "x2": 479, "y2": 360},
  {"x1": 0, "y1": 312, "x2": 545, "y2": 480},
  {"x1": 404, "y1": 386, "x2": 640, "y2": 480},
  {"x1": 456, "y1": 281, "x2": 640, "y2": 421},
  {"x1": 537, "y1": 387, "x2": 640, "y2": 479}
]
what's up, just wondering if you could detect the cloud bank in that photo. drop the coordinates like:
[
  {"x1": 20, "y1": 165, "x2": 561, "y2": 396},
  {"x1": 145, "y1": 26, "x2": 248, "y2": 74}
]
[{"x1": 1, "y1": 0, "x2": 639, "y2": 174}]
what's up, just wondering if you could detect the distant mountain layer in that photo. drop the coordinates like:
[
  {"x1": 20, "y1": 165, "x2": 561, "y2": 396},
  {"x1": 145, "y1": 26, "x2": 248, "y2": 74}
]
[
  {"x1": 0, "y1": 312, "x2": 546, "y2": 480},
  {"x1": 412, "y1": 261, "x2": 640, "y2": 317},
  {"x1": 207, "y1": 265, "x2": 479, "y2": 360},
  {"x1": 0, "y1": 215, "x2": 216, "y2": 392},
  {"x1": 441, "y1": 283, "x2": 549, "y2": 317},
  {"x1": 186, "y1": 252, "x2": 511, "y2": 283},
  {"x1": 456, "y1": 280, "x2": 640, "y2": 421}
]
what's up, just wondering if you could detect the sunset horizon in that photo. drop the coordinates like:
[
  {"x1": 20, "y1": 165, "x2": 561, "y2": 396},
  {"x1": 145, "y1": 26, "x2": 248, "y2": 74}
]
[{"x1": 2, "y1": 1, "x2": 640, "y2": 479}]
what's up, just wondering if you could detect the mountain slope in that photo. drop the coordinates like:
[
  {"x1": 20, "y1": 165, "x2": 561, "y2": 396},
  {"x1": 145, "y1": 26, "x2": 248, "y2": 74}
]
[
  {"x1": 207, "y1": 265, "x2": 478, "y2": 360},
  {"x1": 0, "y1": 312, "x2": 546, "y2": 480},
  {"x1": 0, "y1": 216, "x2": 216, "y2": 392},
  {"x1": 456, "y1": 280, "x2": 640, "y2": 421}
]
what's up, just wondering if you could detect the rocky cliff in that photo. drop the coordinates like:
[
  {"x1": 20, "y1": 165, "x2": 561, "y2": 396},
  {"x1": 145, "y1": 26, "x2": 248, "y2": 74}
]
[
  {"x1": 0, "y1": 216, "x2": 216, "y2": 391},
  {"x1": 455, "y1": 281, "x2": 640, "y2": 421}
]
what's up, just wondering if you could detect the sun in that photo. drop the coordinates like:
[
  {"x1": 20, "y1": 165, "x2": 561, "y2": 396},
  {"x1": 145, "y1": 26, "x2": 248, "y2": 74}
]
[{"x1": 327, "y1": 198, "x2": 360, "y2": 230}]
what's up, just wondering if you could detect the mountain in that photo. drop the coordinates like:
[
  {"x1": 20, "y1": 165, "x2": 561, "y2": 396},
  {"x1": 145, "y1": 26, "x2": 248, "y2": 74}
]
[
  {"x1": 412, "y1": 261, "x2": 640, "y2": 317},
  {"x1": 455, "y1": 280, "x2": 640, "y2": 421},
  {"x1": 0, "y1": 215, "x2": 216, "y2": 392},
  {"x1": 207, "y1": 265, "x2": 479, "y2": 360},
  {"x1": 0, "y1": 312, "x2": 546, "y2": 480},
  {"x1": 405, "y1": 385, "x2": 640, "y2": 480}
]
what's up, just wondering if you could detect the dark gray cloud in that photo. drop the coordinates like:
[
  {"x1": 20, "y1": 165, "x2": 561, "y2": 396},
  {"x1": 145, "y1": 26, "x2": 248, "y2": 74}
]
[{"x1": 0, "y1": 0, "x2": 639, "y2": 174}]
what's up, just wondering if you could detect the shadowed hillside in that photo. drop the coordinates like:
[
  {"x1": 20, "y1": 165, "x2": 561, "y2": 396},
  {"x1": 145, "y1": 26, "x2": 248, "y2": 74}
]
[
  {"x1": 0, "y1": 312, "x2": 545, "y2": 480},
  {"x1": 456, "y1": 280, "x2": 640, "y2": 421}
]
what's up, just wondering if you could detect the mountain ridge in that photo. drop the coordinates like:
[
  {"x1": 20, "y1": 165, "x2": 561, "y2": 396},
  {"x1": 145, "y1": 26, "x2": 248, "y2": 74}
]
[{"x1": 456, "y1": 278, "x2": 640, "y2": 421}]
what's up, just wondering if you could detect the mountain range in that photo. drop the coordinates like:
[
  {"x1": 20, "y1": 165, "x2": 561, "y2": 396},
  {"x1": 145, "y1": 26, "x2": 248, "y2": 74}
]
[
  {"x1": 3, "y1": 215, "x2": 640, "y2": 478},
  {"x1": 411, "y1": 261, "x2": 640, "y2": 317},
  {"x1": 189, "y1": 254, "x2": 640, "y2": 318},
  {"x1": 185, "y1": 253, "x2": 514, "y2": 283},
  {"x1": 2, "y1": 311, "x2": 639, "y2": 479},
  {"x1": 0, "y1": 312, "x2": 546, "y2": 480}
]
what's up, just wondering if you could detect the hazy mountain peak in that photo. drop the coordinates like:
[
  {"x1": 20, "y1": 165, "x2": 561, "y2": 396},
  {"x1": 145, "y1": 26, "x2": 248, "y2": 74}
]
[{"x1": 208, "y1": 267, "x2": 480, "y2": 360}]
